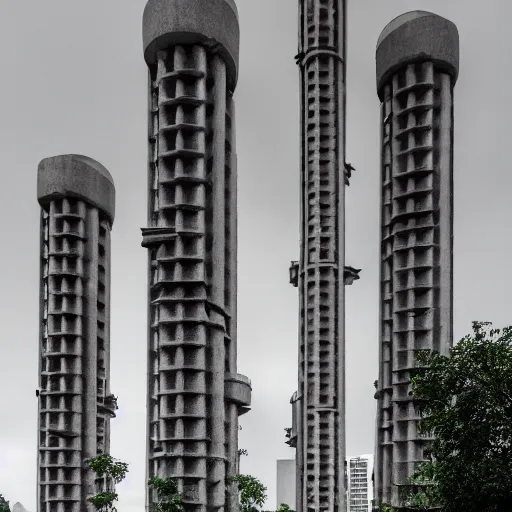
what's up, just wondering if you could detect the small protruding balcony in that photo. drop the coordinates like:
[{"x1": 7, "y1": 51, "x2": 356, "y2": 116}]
[
  {"x1": 289, "y1": 261, "x2": 299, "y2": 287},
  {"x1": 225, "y1": 373, "x2": 252, "y2": 416},
  {"x1": 344, "y1": 162, "x2": 356, "y2": 185},
  {"x1": 344, "y1": 266, "x2": 362, "y2": 285},
  {"x1": 98, "y1": 394, "x2": 118, "y2": 419},
  {"x1": 290, "y1": 262, "x2": 361, "y2": 287},
  {"x1": 286, "y1": 391, "x2": 301, "y2": 448}
]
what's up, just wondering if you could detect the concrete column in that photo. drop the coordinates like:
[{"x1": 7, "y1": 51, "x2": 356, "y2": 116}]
[
  {"x1": 82, "y1": 206, "x2": 99, "y2": 512},
  {"x1": 226, "y1": 96, "x2": 240, "y2": 512},
  {"x1": 209, "y1": 55, "x2": 227, "y2": 510},
  {"x1": 438, "y1": 73, "x2": 454, "y2": 357}
]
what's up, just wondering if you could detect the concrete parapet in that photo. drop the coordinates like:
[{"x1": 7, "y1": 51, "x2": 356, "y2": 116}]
[
  {"x1": 37, "y1": 154, "x2": 115, "y2": 224},
  {"x1": 376, "y1": 11, "x2": 459, "y2": 100},
  {"x1": 142, "y1": 0, "x2": 239, "y2": 89}
]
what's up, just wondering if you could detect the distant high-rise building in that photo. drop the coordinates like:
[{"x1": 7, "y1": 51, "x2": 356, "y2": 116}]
[
  {"x1": 373, "y1": 11, "x2": 458, "y2": 508},
  {"x1": 276, "y1": 459, "x2": 296, "y2": 510},
  {"x1": 37, "y1": 154, "x2": 117, "y2": 512},
  {"x1": 347, "y1": 455, "x2": 373, "y2": 512},
  {"x1": 141, "y1": 1, "x2": 251, "y2": 510}
]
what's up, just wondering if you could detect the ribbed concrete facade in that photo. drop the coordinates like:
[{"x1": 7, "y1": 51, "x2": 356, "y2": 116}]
[
  {"x1": 373, "y1": 12, "x2": 458, "y2": 508},
  {"x1": 141, "y1": 1, "x2": 251, "y2": 510},
  {"x1": 294, "y1": 0, "x2": 347, "y2": 511},
  {"x1": 37, "y1": 155, "x2": 116, "y2": 512}
]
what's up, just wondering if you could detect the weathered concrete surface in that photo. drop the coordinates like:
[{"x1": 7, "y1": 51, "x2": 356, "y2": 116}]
[
  {"x1": 374, "y1": 10, "x2": 458, "y2": 509},
  {"x1": 142, "y1": 3, "x2": 249, "y2": 510},
  {"x1": 376, "y1": 11, "x2": 459, "y2": 100},
  {"x1": 143, "y1": 0, "x2": 239, "y2": 88},
  {"x1": 37, "y1": 154, "x2": 116, "y2": 512},
  {"x1": 295, "y1": 0, "x2": 347, "y2": 510},
  {"x1": 37, "y1": 154, "x2": 115, "y2": 224}
]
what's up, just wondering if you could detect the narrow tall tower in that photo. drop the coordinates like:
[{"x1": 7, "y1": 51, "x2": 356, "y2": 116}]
[
  {"x1": 373, "y1": 12, "x2": 458, "y2": 508},
  {"x1": 141, "y1": 1, "x2": 251, "y2": 511},
  {"x1": 294, "y1": 1, "x2": 347, "y2": 511},
  {"x1": 37, "y1": 154, "x2": 117, "y2": 512}
]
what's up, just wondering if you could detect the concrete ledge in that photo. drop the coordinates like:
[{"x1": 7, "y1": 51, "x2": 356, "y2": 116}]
[
  {"x1": 376, "y1": 11, "x2": 459, "y2": 101},
  {"x1": 225, "y1": 372, "x2": 251, "y2": 409},
  {"x1": 142, "y1": 0, "x2": 239, "y2": 89},
  {"x1": 37, "y1": 154, "x2": 115, "y2": 224}
]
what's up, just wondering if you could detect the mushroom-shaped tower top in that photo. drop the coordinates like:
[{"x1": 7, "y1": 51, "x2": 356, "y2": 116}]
[
  {"x1": 376, "y1": 11, "x2": 459, "y2": 101},
  {"x1": 37, "y1": 154, "x2": 115, "y2": 224},
  {"x1": 142, "y1": 0, "x2": 239, "y2": 89}
]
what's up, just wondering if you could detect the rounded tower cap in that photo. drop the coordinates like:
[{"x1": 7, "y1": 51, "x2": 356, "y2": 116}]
[
  {"x1": 37, "y1": 154, "x2": 115, "y2": 224},
  {"x1": 376, "y1": 11, "x2": 459, "y2": 101},
  {"x1": 142, "y1": 0, "x2": 239, "y2": 89}
]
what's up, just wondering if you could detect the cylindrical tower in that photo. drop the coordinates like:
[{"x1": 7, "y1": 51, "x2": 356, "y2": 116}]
[
  {"x1": 141, "y1": 1, "x2": 251, "y2": 510},
  {"x1": 295, "y1": 0, "x2": 347, "y2": 511},
  {"x1": 374, "y1": 11, "x2": 458, "y2": 508},
  {"x1": 37, "y1": 154, "x2": 117, "y2": 512}
]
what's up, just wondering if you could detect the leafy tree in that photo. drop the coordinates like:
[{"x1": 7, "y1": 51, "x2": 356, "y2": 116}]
[
  {"x1": 0, "y1": 495, "x2": 10, "y2": 512},
  {"x1": 377, "y1": 505, "x2": 397, "y2": 512},
  {"x1": 87, "y1": 454, "x2": 129, "y2": 512},
  {"x1": 274, "y1": 504, "x2": 294, "y2": 512},
  {"x1": 395, "y1": 462, "x2": 440, "y2": 510},
  {"x1": 232, "y1": 474, "x2": 295, "y2": 512},
  {"x1": 232, "y1": 474, "x2": 267, "y2": 512},
  {"x1": 148, "y1": 477, "x2": 184, "y2": 512},
  {"x1": 409, "y1": 321, "x2": 512, "y2": 512}
]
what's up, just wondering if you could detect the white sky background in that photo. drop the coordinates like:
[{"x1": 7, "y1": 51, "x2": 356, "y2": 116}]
[{"x1": 0, "y1": 0, "x2": 511, "y2": 510}]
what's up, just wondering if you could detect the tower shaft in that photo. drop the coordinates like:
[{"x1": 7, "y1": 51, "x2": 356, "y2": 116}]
[
  {"x1": 374, "y1": 12, "x2": 458, "y2": 508},
  {"x1": 296, "y1": 1, "x2": 347, "y2": 511},
  {"x1": 37, "y1": 155, "x2": 116, "y2": 512},
  {"x1": 141, "y1": 2, "x2": 251, "y2": 510}
]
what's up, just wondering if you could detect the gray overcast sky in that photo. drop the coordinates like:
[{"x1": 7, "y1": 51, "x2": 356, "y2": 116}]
[{"x1": 0, "y1": 0, "x2": 511, "y2": 510}]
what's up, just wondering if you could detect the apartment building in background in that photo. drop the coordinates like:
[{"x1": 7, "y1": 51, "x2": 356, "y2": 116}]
[
  {"x1": 347, "y1": 455, "x2": 373, "y2": 512},
  {"x1": 277, "y1": 459, "x2": 296, "y2": 509}
]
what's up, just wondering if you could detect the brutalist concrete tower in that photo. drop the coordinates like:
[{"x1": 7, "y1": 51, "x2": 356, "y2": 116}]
[
  {"x1": 37, "y1": 154, "x2": 117, "y2": 512},
  {"x1": 373, "y1": 12, "x2": 458, "y2": 509},
  {"x1": 141, "y1": 1, "x2": 251, "y2": 510},
  {"x1": 292, "y1": 0, "x2": 348, "y2": 511}
]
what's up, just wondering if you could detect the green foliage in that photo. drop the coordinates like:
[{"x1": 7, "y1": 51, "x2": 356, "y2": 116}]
[
  {"x1": 232, "y1": 474, "x2": 267, "y2": 512},
  {"x1": 392, "y1": 462, "x2": 440, "y2": 510},
  {"x1": 377, "y1": 505, "x2": 397, "y2": 512},
  {"x1": 275, "y1": 504, "x2": 294, "y2": 512},
  {"x1": 87, "y1": 454, "x2": 129, "y2": 512},
  {"x1": 87, "y1": 454, "x2": 129, "y2": 484},
  {"x1": 89, "y1": 492, "x2": 119, "y2": 510},
  {"x1": 0, "y1": 495, "x2": 10, "y2": 512},
  {"x1": 409, "y1": 321, "x2": 512, "y2": 512},
  {"x1": 232, "y1": 474, "x2": 294, "y2": 512},
  {"x1": 148, "y1": 477, "x2": 184, "y2": 512}
]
